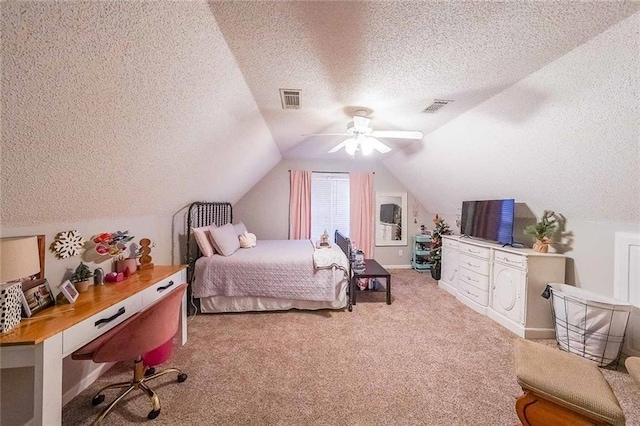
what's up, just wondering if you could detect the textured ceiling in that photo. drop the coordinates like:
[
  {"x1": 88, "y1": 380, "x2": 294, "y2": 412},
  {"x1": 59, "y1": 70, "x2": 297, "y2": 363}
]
[
  {"x1": 210, "y1": 1, "x2": 639, "y2": 159},
  {"x1": 1, "y1": 1, "x2": 281, "y2": 226}
]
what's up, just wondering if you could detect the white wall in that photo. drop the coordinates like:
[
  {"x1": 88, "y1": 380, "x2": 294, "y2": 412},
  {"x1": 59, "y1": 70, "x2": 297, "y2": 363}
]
[
  {"x1": 234, "y1": 158, "x2": 429, "y2": 267},
  {"x1": 385, "y1": 12, "x2": 640, "y2": 296}
]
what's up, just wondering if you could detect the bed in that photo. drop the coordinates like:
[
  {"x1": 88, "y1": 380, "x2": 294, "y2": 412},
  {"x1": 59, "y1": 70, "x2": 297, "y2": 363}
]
[{"x1": 186, "y1": 202, "x2": 352, "y2": 313}]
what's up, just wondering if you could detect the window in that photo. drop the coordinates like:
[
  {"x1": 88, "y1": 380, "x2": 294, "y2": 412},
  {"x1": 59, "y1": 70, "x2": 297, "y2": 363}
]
[{"x1": 311, "y1": 172, "x2": 350, "y2": 241}]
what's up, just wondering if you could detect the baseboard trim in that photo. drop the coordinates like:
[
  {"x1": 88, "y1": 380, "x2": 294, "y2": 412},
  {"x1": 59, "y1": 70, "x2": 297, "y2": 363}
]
[
  {"x1": 486, "y1": 309, "x2": 555, "y2": 339},
  {"x1": 62, "y1": 362, "x2": 115, "y2": 406},
  {"x1": 456, "y1": 292, "x2": 487, "y2": 316},
  {"x1": 438, "y1": 280, "x2": 457, "y2": 296},
  {"x1": 382, "y1": 264, "x2": 412, "y2": 269}
]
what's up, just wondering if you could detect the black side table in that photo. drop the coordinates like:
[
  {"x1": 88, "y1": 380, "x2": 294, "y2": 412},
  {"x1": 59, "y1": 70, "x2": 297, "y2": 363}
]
[{"x1": 352, "y1": 259, "x2": 391, "y2": 306}]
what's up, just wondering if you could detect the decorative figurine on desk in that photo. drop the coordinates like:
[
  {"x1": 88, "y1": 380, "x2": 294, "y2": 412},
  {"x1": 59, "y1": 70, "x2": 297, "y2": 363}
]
[
  {"x1": 94, "y1": 268, "x2": 104, "y2": 286},
  {"x1": 320, "y1": 229, "x2": 330, "y2": 247},
  {"x1": 104, "y1": 272, "x2": 124, "y2": 283},
  {"x1": 138, "y1": 238, "x2": 154, "y2": 270}
]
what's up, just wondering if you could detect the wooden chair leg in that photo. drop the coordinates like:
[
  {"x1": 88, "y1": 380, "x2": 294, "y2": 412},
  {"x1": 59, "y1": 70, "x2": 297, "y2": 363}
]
[{"x1": 516, "y1": 389, "x2": 608, "y2": 426}]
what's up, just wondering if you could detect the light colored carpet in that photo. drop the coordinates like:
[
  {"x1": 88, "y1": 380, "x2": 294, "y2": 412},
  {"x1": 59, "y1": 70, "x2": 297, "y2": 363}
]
[{"x1": 62, "y1": 269, "x2": 640, "y2": 425}]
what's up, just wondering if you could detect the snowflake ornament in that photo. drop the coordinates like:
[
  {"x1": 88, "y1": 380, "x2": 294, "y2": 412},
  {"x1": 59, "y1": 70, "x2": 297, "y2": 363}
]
[{"x1": 52, "y1": 230, "x2": 85, "y2": 259}]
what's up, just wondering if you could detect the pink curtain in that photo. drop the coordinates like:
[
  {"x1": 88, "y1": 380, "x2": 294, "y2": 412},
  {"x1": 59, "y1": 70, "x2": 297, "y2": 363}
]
[
  {"x1": 289, "y1": 170, "x2": 311, "y2": 240},
  {"x1": 349, "y1": 172, "x2": 374, "y2": 258}
]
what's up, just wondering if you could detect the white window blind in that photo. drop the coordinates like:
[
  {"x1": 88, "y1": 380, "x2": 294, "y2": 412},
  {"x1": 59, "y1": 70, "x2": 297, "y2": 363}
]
[{"x1": 311, "y1": 172, "x2": 350, "y2": 241}]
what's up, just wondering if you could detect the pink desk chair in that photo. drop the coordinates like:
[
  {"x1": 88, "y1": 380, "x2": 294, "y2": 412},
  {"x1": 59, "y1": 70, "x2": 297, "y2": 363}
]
[{"x1": 72, "y1": 284, "x2": 187, "y2": 423}]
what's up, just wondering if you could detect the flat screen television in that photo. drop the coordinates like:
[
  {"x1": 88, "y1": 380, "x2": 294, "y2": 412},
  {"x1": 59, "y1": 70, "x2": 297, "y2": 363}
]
[{"x1": 460, "y1": 199, "x2": 515, "y2": 245}]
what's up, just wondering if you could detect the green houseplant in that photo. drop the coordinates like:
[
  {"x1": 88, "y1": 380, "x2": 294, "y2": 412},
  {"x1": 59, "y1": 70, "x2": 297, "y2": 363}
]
[
  {"x1": 524, "y1": 210, "x2": 558, "y2": 253},
  {"x1": 71, "y1": 262, "x2": 93, "y2": 293},
  {"x1": 429, "y1": 214, "x2": 452, "y2": 280}
]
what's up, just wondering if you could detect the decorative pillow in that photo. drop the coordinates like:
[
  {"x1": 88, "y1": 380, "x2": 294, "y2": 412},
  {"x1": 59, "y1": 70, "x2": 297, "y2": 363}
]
[
  {"x1": 192, "y1": 226, "x2": 216, "y2": 257},
  {"x1": 209, "y1": 223, "x2": 240, "y2": 256},
  {"x1": 239, "y1": 231, "x2": 257, "y2": 248},
  {"x1": 233, "y1": 222, "x2": 248, "y2": 236}
]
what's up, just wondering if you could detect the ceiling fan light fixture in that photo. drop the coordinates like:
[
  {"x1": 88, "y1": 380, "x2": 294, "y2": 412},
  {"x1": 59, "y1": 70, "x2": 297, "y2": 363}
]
[
  {"x1": 344, "y1": 138, "x2": 358, "y2": 156},
  {"x1": 360, "y1": 136, "x2": 375, "y2": 155}
]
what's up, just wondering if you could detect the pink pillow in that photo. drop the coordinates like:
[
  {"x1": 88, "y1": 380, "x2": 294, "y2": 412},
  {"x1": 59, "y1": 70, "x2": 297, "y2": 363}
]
[{"x1": 192, "y1": 225, "x2": 216, "y2": 257}]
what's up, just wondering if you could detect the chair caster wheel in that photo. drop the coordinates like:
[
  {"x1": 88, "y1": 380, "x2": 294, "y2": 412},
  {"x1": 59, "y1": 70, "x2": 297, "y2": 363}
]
[
  {"x1": 177, "y1": 373, "x2": 188, "y2": 383},
  {"x1": 148, "y1": 408, "x2": 161, "y2": 420},
  {"x1": 92, "y1": 394, "x2": 105, "y2": 406},
  {"x1": 145, "y1": 367, "x2": 156, "y2": 377}
]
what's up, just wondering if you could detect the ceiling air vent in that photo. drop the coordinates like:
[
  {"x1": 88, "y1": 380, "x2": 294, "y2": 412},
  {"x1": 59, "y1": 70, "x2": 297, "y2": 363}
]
[
  {"x1": 280, "y1": 89, "x2": 301, "y2": 110},
  {"x1": 423, "y1": 99, "x2": 453, "y2": 114}
]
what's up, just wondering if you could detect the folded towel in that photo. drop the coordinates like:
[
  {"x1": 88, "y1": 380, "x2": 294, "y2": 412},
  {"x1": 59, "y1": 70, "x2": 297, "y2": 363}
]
[
  {"x1": 239, "y1": 231, "x2": 257, "y2": 248},
  {"x1": 313, "y1": 244, "x2": 349, "y2": 270}
]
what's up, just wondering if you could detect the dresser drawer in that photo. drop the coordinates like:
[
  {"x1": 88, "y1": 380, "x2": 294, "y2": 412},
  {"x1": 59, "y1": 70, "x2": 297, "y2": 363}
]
[
  {"x1": 459, "y1": 253, "x2": 490, "y2": 276},
  {"x1": 458, "y1": 279, "x2": 489, "y2": 306},
  {"x1": 443, "y1": 237, "x2": 459, "y2": 249},
  {"x1": 459, "y1": 242, "x2": 491, "y2": 259},
  {"x1": 494, "y1": 250, "x2": 527, "y2": 270},
  {"x1": 63, "y1": 293, "x2": 143, "y2": 356},
  {"x1": 141, "y1": 271, "x2": 185, "y2": 307},
  {"x1": 458, "y1": 268, "x2": 490, "y2": 291}
]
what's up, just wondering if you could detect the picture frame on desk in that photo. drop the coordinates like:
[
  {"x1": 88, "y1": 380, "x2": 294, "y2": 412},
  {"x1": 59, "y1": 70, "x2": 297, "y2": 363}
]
[
  {"x1": 58, "y1": 279, "x2": 79, "y2": 304},
  {"x1": 21, "y1": 278, "x2": 55, "y2": 318}
]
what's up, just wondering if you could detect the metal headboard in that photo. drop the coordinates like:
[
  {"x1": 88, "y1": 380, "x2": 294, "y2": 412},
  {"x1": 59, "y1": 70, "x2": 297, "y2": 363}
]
[
  {"x1": 335, "y1": 230, "x2": 352, "y2": 271},
  {"x1": 335, "y1": 230, "x2": 353, "y2": 311},
  {"x1": 186, "y1": 201, "x2": 232, "y2": 284}
]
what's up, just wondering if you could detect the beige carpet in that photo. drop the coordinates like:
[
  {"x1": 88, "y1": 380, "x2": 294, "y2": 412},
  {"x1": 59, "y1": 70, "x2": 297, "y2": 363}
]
[{"x1": 63, "y1": 269, "x2": 640, "y2": 425}]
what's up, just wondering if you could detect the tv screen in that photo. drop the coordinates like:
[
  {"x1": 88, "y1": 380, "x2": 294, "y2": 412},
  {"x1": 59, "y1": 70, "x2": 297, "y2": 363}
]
[{"x1": 460, "y1": 199, "x2": 515, "y2": 245}]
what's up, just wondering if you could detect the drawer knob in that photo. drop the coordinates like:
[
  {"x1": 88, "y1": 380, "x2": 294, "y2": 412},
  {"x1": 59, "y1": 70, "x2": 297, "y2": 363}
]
[
  {"x1": 95, "y1": 307, "x2": 125, "y2": 327},
  {"x1": 157, "y1": 280, "x2": 175, "y2": 292}
]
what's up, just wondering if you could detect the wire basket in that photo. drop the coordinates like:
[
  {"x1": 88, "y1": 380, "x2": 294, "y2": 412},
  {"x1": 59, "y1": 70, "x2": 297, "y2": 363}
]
[{"x1": 548, "y1": 283, "x2": 633, "y2": 367}]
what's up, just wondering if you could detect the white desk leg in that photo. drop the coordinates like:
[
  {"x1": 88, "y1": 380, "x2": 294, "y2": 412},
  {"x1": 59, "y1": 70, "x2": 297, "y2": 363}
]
[
  {"x1": 33, "y1": 333, "x2": 63, "y2": 426},
  {"x1": 179, "y1": 290, "x2": 188, "y2": 346}
]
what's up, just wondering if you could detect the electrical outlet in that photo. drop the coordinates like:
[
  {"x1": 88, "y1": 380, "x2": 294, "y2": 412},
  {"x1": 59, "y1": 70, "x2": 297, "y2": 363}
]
[{"x1": 398, "y1": 249, "x2": 403, "y2": 256}]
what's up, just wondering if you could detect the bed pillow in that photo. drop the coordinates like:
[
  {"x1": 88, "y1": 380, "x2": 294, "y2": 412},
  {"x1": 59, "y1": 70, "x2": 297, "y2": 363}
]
[
  {"x1": 209, "y1": 223, "x2": 240, "y2": 256},
  {"x1": 233, "y1": 221, "x2": 248, "y2": 236},
  {"x1": 239, "y1": 231, "x2": 257, "y2": 248},
  {"x1": 192, "y1": 226, "x2": 216, "y2": 257}
]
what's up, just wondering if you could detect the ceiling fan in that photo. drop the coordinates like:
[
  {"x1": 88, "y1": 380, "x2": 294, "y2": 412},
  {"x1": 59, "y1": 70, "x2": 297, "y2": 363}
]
[{"x1": 307, "y1": 109, "x2": 424, "y2": 156}]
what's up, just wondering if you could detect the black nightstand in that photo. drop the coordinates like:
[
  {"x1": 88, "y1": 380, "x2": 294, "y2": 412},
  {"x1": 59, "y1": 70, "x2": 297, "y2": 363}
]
[{"x1": 351, "y1": 259, "x2": 391, "y2": 306}]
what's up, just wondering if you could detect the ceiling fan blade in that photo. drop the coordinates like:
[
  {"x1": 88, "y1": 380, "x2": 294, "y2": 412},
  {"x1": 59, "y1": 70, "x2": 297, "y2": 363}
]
[
  {"x1": 327, "y1": 140, "x2": 348, "y2": 153},
  {"x1": 370, "y1": 130, "x2": 423, "y2": 140},
  {"x1": 363, "y1": 137, "x2": 391, "y2": 154},
  {"x1": 352, "y1": 116, "x2": 370, "y2": 130}
]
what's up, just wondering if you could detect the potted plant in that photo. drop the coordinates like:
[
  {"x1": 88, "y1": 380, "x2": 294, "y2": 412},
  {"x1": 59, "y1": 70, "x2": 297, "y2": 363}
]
[
  {"x1": 524, "y1": 210, "x2": 558, "y2": 253},
  {"x1": 429, "y1": 214, "x2": 452, "y2": 280},
  {"x1": 71, "y1": 262, "x2": 93, "y2": 293}
]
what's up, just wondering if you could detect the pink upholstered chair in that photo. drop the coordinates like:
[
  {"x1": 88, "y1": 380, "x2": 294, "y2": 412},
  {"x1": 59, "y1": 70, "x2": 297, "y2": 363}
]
[{"x1": 72, "y1": 284, "x2": 187, "y2": 423}]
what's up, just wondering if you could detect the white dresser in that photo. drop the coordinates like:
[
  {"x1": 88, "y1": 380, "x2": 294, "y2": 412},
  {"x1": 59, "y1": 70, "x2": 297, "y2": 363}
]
[{"x1": 439, "y1": 235, "x2": 565, "y2": 338}]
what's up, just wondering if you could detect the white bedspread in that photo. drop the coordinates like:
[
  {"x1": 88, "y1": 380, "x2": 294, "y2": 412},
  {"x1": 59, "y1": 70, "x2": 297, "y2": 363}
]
[{"x1": 193, "y1": 240, "x2": 348, "y2": 302}]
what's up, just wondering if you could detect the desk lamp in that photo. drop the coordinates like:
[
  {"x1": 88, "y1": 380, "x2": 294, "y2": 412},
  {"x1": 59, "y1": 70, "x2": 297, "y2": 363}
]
[{"x1": 0, "y1": 236, "x2": 41, "y2": 333}]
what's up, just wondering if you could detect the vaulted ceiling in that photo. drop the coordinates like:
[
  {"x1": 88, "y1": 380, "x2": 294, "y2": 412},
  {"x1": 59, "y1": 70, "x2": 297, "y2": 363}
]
[
  {"x1": 2, "y1": 1, "x2": 638, "y2": 229},
  {"x1": 210, "y1": 1, "x2": 639, "y2": 160}
]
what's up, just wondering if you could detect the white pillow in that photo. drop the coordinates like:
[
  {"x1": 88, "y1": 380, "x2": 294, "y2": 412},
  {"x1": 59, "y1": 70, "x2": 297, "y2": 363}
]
[
  {"x1": 233, "y1": 221, "x2": 248, "y2": 236},
  {"x1": 192, "y1": 226, "x2": 216, "y2": 257},
  {"x1": 209, "y1": 223, "x2": 240, "y2": 256}
]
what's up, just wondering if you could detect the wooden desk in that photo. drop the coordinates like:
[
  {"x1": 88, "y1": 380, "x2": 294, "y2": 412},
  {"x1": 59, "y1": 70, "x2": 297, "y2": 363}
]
[
  {"x1": 0, "y1": 265, "x2": 188, "y2": 426},
  {"x1": 352, "y1": 259, "x2": 391, "y2": 306}
]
